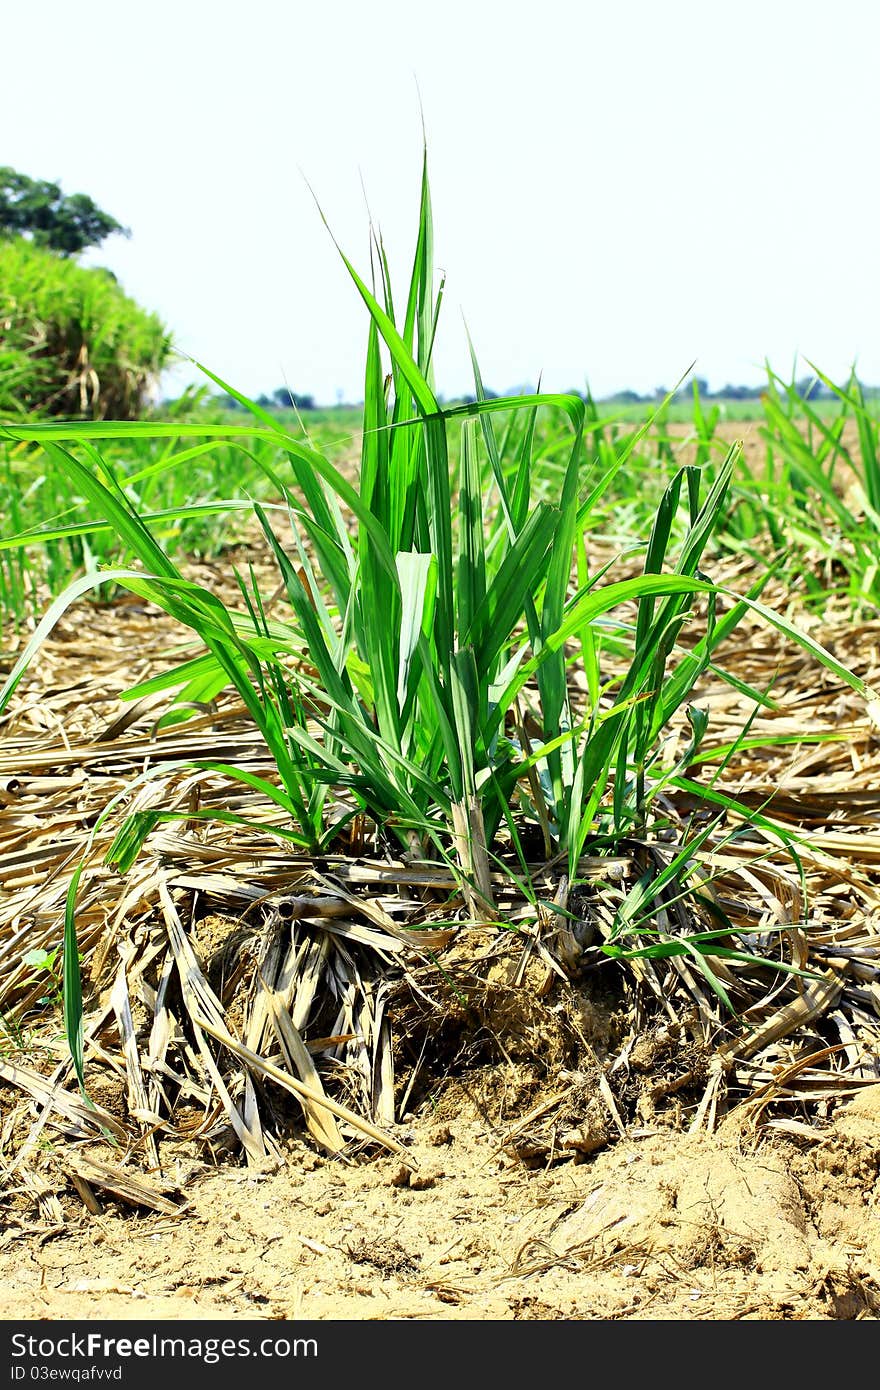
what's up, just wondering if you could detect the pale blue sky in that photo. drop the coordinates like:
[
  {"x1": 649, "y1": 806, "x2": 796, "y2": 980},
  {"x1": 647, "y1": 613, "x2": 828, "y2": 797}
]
[{"x1": 4, "y1": 0, "x2": 879, "y2": 404}]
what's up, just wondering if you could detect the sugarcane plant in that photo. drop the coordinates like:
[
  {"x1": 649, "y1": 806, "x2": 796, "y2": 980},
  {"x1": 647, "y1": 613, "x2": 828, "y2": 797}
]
[{"x1": 2, "y1": 150, "x2": 879, "y2": 1086}]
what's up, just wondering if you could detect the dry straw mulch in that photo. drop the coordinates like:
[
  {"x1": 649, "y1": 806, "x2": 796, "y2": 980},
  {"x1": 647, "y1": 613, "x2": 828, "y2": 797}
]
[{"x1": 2, "y1": 549, "x2": 880, "y2": 1224}]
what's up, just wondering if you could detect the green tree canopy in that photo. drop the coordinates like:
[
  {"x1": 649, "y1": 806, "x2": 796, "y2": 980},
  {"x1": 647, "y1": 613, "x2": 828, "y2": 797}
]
[{"x1": 0, "y1": 167, "x2": 130, "y2": 256}]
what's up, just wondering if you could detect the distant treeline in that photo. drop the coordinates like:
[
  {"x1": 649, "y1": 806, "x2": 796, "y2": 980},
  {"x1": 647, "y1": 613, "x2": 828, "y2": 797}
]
[
  {"x1": 216, "y1": 388, "x2": 320, "y2": 412},
  {"x1": 207, "y1": 374, "x2": 877, "y2": 414},
  {"x1": 600, "y1": 375, "x2": 864, "y2": 405}
]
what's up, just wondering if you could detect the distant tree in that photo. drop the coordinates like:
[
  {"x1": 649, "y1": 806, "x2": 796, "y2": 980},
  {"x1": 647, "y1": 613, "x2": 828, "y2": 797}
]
[
  {"x1": 600, "y1": 389, "x2": 642, "y2": 405},
  {"x1": 271, "y1": 387, "x2": 315, "y2": 410},
  {"x1": 718, "y1": 383, "x2": 763, "y2": 400},
  {"x1": 0, "y1": 167, "x2": 130, "y2": 256},
  {"x1": 794, "y1": 376, "x2": 831, "y2": 401},
  {"x1": 605, "y1": 389, "x2": 645, "y2": 405}
]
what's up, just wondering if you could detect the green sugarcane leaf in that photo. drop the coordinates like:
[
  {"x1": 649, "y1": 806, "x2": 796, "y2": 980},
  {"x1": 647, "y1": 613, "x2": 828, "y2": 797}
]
[
  {"x1": 396, "y1": 550, "x2": 437, "y2": 712},
  {"x1": 464, "y1": 502, "x2": 559, "y2": 671},
  {"x1": 456, "y1": 418, "x2": 487, "y2": 643},
  {"x1": 63, "y1": 868, "x2": 85, "y2": 1094}
]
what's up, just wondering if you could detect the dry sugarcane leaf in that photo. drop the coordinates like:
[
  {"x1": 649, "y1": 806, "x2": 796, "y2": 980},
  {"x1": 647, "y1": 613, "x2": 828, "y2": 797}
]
[
  {"x1": 730, "y1": 1042, "x2": 870, "y2": 1125},
  {"x1": 827, "y1": 1008, "x2": 873, "y2": 1075},
  {"x1": 243, "y1": 919, "x2": 286, "y2": 1057},
  {"x1": 370, "y1": 981, "x2": 396, "y2": 1128},
  {"x1": 0, "y1": 1057, "x2": 127, "y2": 1141},
  {"x1": 281, "y1": 931, "x2": 330, "y2": 1030},
  {"x1": 66, "y1": 1169, "x2": 104, "y2": 1215},
  {"x1": 329, "y1": 949, "x2": 370, "y2": 1111},
  {"x1": 688, "y1": 1066, "x2": 725, "y2": 1135},
  {"x1": 306, "y1": 869, "x2": 442, "y2": 952},
  {"x1": 145, "y1": 952, "x2": 175, "y2": 1077},
  {"x1": 0, "y1": 728, "x2": 267, "y2": 777},
  {"x1": 717, "y1": 962, "x2": 849, "y2": 1066},
  {"x1": 259, "y1": 977, "x2": 345, "y2": 1155},
  {"x1": 60, "y1": 1155, "x2": 185, "y2": 1216},
  {"x1": 110, "y1": 957, "x2": 160, "y2": 1167},
  {"x1": 158, "y1": 877, "x2": 267, "y2": 1163},
  {"x1": 494, "y1": 1090, "x2": 570, "y2": 1156},
  {"x1": 12, "y1": 1161, "x2": 66, "y2": 1226},
  {"x1": 191, "y1": 1012, "x2": 412, "y2": 1159}
]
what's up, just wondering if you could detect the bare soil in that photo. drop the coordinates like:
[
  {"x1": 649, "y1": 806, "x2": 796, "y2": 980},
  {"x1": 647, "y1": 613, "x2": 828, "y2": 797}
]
[{"x1": 2, "y1": 1082, "x2": 880, "y2": 1322}]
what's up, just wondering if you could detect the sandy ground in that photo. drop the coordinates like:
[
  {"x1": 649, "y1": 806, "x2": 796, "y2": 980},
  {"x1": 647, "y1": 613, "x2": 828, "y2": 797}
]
[{"x1": 2, "y1": 1077, "x2": 879, "y2": 1323}]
